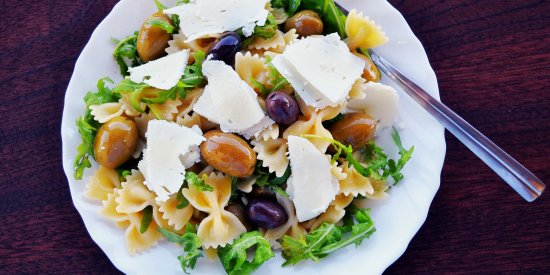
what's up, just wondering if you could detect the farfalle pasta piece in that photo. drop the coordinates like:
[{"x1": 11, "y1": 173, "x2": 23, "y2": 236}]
[
  {"x1": 177, "y1": 87, "x2": 203, "y2": 118},
  {"x1": 253, "y1": 124, "x2": 279, "y2": 141},
  {"x1": 345, "y1": 9, "x2": 389, "y2": 50},
  {"x1": 119, "y1": 93, "x2": 144, "y2": 117},
  {"x1": 101, "y1": 191, "x2": 129, "y2": 223},
  {"x1": 283, "y1": 99, "x2": 343, "y2": 152},
  {"x1": 251, "y1": 138, "x2": 289, "y2": 177},
  {"x1": 283, "y1": 28, "x2": 298, "y2": 46},
  {"x1": 262, "y1": 194, "x2": 306, "y2": 249},
  {"x1": 113, "y1": 170, "x2": 171, "y2": 225},
  {"x1": 115, "y1": 171, "x2": 155, "y2": 214},
  {"x1": 364, "y1": 178, "x2": 390, "y2": 200},
  {"x1": 176, "y1": 112, "x2": 217, "y2": 132},
  {"x1": 135, "y1": 113, "x2": 152, "y2": 139},
  {"x1": 349, "y1": 77, "x2": 367, "y2": 100},
  {"x1": 149, "y1": 98, "x2": 182, "y2": 121},
  {"x1": 89, "y1": 102, "x2": 124, "y2": 123},
  {"x1": 157, "y1": 193, "x2": 194, "y2": 232},
  {"x1": 181, "y1": 172, "x2": 246, "y2": 248},
  {"x1": 85, "y1": 165, "x2": 120, "y2": 201},
  {"x1": 310, "y1": 194, "x2": 354, "y2": 230},
  {"x1": 166, "y1": 32, "x2": 216, "y2": 55},
  {"x1": 237, "y1": 176, "x2": 256, "y2": 193},
  {"x1": 234, "y1": 52, "x2": 270, "y2": 94},
  {"x1": 124, "y1": 213, "x2": 163, "y2": 254},
  {"x1": 330, "y1": 159, "x2": 347, "y2": 181},
  {"x1": 248, "y1": 30, "x2": 286, "y2": 52},
  {"x1": 339, "y1": 161, "x2": 389, "y2": 198},
  {"x1": 100, "y1": 192, "x2": 163, "y2": 254}
]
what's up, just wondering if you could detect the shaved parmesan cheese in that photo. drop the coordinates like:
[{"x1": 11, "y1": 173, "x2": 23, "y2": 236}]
[
  {"x1": 286, "y1": 136, "x2": 339, "y2": 222},
  {"x1": 164, "y1": 0, "x2": 269, "y2": 42},
  {"x1": 347, "y1": 82, "x2": 399, "y2": 129},
  {"x1": 193, "y1": 60, "x2": 272, "y2": 136},
  {"x1": 128, "y1": 50, "x2": 189, "y2": 90},
  {"x1": 272, "y1": 33, "x2": 365, "y2": 108},
  {"x1": 138, "y1": 120, "x2": 205, "y2": 202}
]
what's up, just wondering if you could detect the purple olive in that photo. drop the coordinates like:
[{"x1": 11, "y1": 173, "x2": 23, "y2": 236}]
[
  {"x1": 207, "y1": 32, "x2": 242, "y2": 67},
  {"x1": 266, "y1": 91, "x2": 299, "y2": 126},
  {"x1": 246, "y1": 198, "x2": 288, "y2": 229}
]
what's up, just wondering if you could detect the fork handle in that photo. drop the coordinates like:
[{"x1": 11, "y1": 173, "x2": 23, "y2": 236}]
[{"x1": 369, "y1": 50, "x2": 545, "y2": 202}]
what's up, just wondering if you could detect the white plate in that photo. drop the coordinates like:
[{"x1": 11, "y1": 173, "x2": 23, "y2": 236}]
[{"x1": 61, "y1": 0, "x2": 445, "y2": 274}]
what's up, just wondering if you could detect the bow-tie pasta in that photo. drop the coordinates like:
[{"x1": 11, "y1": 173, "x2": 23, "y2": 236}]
[
  {"x1": 157, "y1": 194, "x2": 194, "y2": 232},
  {"x1": 235, "y1": 52, "x2": 271, "y2": 94},
  {"x1": 251, "y1": 137, "x2": 289, "y2": 177},
  {"x1": 85, "y1": 165, "x2": 120, "y2": 201},
  {"x1": 181, "y1": 172, "x2": 247, "y2": 248},
  {"x1": 166, "y1": 32, "x2": 217, "y2": 55},
  {"x1": 309, "y1": 194, "x2": 354, "y2": 230},
  {"x1": 89, "y1": 102, "x2": 125, "y2": 123},
  {"x1": 345, "y1": 9, "x2": 389, "y2": 50},
  {"x1": 339, "y1": 161, "x2": 390, "y2": 198},
  {"x1": 284, "y1": 99, "x2": 343, "y2": 152},
  {"x1": 263, "y1": 194, "x2": 306, "y2": 249}
]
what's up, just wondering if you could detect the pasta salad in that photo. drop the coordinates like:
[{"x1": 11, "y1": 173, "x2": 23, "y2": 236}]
[{"x1": 73, "y1": 0, "x2": 414, "y2": 273}]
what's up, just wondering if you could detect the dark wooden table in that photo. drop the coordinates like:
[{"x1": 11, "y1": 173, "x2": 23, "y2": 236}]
[{"x1": 1, "y1": 0, "x2": 549, "y2": 274}]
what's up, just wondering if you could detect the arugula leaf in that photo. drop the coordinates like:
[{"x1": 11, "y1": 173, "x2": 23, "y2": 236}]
[
  {"x1": 73, "y1": 78, "x2": 120, "y2": 180},
  {"x1": 153, "y1": 0, "x2": 167, "y2": 11},
  {"x1": 175, "y1": 187, "x2": 190, "y2": 209},
  {"x1": 185, "y1": 172, "x2": 214, "y2": 192},
  {"x1": 110, "y1": 51, "x2": 205, "y2": 117},
  {"x1": 251, "y1": 55, "x2": 288, "y2": 96},
  {"x1": 182, "y1": 50, "x2": 206, "y2": 87},
  {"x1": 158, "y1": 224, "x2": 203, "y2": 274},
  {"x1": 112, "y1": 78, "x2": 150, "y2": 113},
  {"x1": 113, "y1": 32, "x2": 141, "y2": 77},
  {"x1": 270, "y1": 0, "x2": 301, "y2": 16},
  {"x1": 239, "y1": 14, "x2": 278, "y2": 47},
  {"x1": 230, "y1": 176, "x2": 240, "y2": 203},
  {"x1": 388, "y1": 126, "x2": 414, "y2": 184},
  {"x1": 145, "y1": 18, "x2": 175, "y2": 34},
  {"x1": 218, "y1": 231, "x2": 274, "y2": 275},
  {"x1": 300, "y1": 0, "x2": 347, "y2": 37},
  {"x1": 303, "y1": 127, "x2": 414, "y2": 184},
  {"x1": 252, "y1": 161, "x2": 290, "y2": 196},
  {"x1": 280, "y1": 208, "x2": 375, "y2": 266},
  {"x1": 140, "y1": 206, "x2": 153, "y2": 233}
]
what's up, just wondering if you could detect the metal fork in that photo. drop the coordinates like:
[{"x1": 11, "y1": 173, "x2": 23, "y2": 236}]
[{"x1": 336, "y1": 3, "x2": 545, "y2": 201}]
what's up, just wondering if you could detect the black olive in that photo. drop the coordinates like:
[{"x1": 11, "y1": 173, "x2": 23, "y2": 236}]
[
  {"x1": 265, "y1": 91, "x2": 299, "y2": 126},
  {"x1": 248, "y1": 186, "x2": 276, "y2": 199},
  {"x1": 207, "y1": 32, "x2": 242, "y2": 67},
  {"x1": 245, "y1": 198, "x2": 288, "y2": 229},
  {"x1": 225, "y1": 202, "x2": 251, "y2": 230}
]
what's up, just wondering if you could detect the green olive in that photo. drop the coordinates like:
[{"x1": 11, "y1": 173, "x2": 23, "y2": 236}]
[
  {"x1": 200, "y1": 130, "x2": 256, "y2": 177},
  {"x1": 353, "y1": 52, "x2": 382, "y2": 82},
  {"x1": 94, "y1": 117, "x2": 138, "y2": 169},
  {"x1": 329, "y1": 113, "x2": 377, "y2": 149},
  {"x1": 137, "y1": 12, "x2": 172, "y2": 62},
  {"x1": 284, "y1": 10, "x2": 324, "y2": 37}
]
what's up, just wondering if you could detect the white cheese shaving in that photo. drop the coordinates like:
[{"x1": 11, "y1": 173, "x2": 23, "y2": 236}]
[
  {"x1": 138, "y1": 120, "x2": 205, "y2": 202},
  {"x1": 286, "y1": 136, "x2": 339, "y2": 222},
  {"x1": 272, "y1": 33, "x2": 365, "y2": 108},
  {"x1": 193, "y1": 60, "x2": 272, "y2": 136},
  {"x1": 164, "y1": 0, "x2": 269, "y2": 42},
  {"x1": 128, "y1": 50, "x2": 189, "y2": 90},
  {"x1": 347, "y1": 82, "x2": 399, "y2": 129}
]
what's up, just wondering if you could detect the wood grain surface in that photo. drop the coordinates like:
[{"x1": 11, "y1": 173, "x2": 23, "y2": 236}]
[{"x1": 0, "y1": 0, "x2": 549, "y2": 274}]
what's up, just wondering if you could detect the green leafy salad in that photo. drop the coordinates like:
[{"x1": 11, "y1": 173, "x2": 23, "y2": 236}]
[{"x1": 74, "y1": 0, "x2": 413, "y2": 274}]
